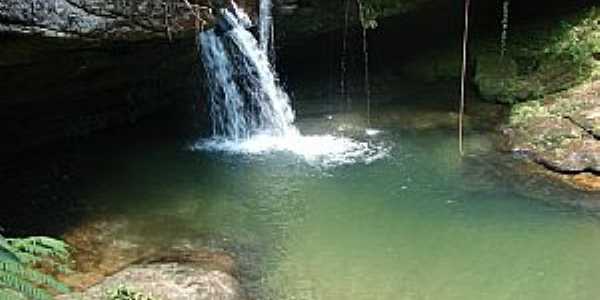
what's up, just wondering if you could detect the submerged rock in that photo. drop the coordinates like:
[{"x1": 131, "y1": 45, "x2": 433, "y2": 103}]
[{"x1": 59, "y1": 215, "x2": 239, "y2": 295}]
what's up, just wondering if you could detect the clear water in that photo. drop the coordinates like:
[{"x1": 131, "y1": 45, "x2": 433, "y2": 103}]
[{"x1": 72, "y1": 98, "x2": 600, "y2": 300}]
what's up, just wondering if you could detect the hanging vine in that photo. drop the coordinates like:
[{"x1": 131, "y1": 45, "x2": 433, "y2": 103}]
[
  {"x1": 340, "y1": 0, "x2": 351, "y2": 108},
  {"x1": 500, "y1": 0, "x2": 510, "y2": 58},
  {"x1": 458, "y1": 0, "x2": 471, "y2": 156},
  {"x1": 357, "y1": 0, "x2": 373, "y2": 126}
]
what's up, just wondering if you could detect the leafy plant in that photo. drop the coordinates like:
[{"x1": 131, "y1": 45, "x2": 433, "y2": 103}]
[
  {"x1": 107, "y1": 285, "x2": 158, "y2": 300},
  {"x1": 544, "y1": 8, "x2": 600, "y2": 71},
  {"x1": 0, "y1": 234, "x2": 71, "y2": 300}
]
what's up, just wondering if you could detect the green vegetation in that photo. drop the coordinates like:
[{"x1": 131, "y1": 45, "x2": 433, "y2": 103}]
[
  {"x1": 107, "y1": 285, "x2": 157, "y2": 300},
  {"x1": 0, "y1": 235, "x2": 71, "y2": 300},
  {"x1": 474, "y1": 7, "x2": 600, "y2": 104}
]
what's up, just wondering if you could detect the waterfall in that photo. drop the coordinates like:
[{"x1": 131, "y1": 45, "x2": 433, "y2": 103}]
[
  {"x1": 259, "y1": 0, "x2": 274, "y2": 62},
  {"x1": 199, "y1": 2, "x2": 294, "y2": 140},
  {"x1": 194, "y1": 2, "x2": 388, "y2": 167}
]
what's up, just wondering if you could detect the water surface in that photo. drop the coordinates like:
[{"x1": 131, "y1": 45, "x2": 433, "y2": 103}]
[{"x1": 70, "y1": 98, "x2": 600, "y2": 300}]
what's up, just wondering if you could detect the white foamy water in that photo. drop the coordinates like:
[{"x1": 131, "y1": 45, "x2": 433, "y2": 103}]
[{"x1": 193, "y1": 130, "x2": 389, "y2": 167}]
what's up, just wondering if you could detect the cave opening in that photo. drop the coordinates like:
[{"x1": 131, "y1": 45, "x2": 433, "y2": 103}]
[{"x1": 1, "y1": 1, "x2": 599, "y2": 299}]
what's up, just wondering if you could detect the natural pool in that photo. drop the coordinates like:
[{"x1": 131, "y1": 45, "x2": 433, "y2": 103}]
[{"x1": 55, "y1": 87, "x2": 600, "y2": 300}]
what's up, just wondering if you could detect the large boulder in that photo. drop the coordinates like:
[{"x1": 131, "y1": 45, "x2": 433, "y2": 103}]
[
  {"x1": 55, "y1": 216, "x2": 244, "y2": 300},
  {"x1": 58, "y1": 263, "x2": 244, "y2": 300},
  {"x1": 503, "y1": 80, "x2": 600, "y2": 190}
]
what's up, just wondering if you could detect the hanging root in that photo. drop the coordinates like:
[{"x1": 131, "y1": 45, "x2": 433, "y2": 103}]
[
  {"x1": 459, "y1": 0, "x2": 471, "y2": 156},
  {"x1": 163, "y1": 2, "x2": 172, "y2": 42},
  {"x1": 356, "y1": 0, "x2": 371, "y2": 126},
  {"x1": 500, "y1": 0, "x2": 510, "y2": 58},
  {"x1": 340, "y1": 0, "x2": 351, "y2": 107}
]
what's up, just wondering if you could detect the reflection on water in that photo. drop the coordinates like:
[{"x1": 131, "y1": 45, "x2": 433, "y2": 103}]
[{"x1": 66, "y1": 102, "x2": 600, "y2": 300}]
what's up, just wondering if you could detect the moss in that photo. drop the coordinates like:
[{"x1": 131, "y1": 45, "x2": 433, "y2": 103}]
[
  {"x1": 509, "y1": 101, "x2": 549, "y2": 127},
  {"x1": 107, "y1": 285, "x2": 158, "y2": 300}
]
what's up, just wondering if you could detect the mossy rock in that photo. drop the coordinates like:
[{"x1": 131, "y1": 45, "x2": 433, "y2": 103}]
[{"x1": 474, "y1": 54, "x2": 545, "y2": 104}]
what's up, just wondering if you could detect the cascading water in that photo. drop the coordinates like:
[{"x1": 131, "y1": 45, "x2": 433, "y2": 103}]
[
  {"x1": 194, "y1": 2, "x2": 388, "y2": 167},
  {"x1": 259, "y1": 0, "x2": 274, "y2": 61},
  {"x1": 199, "y1": 2, "x2": 294, "y2": 139}
]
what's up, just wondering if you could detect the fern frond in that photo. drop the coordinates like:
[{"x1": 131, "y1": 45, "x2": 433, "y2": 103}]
[
  {"x1": 6, "y1": 237, "x2": 70, "y2": 261},
  {"x1": 0, "y1": 235, "x2": 72, "y2": 300},
  {"x1": 0, "y1": 287, "x2": 27, "y2": 300},
  {"x1": 0, "y1": 271, "x2": 54, "y2": 300},
  {"x1": 0, "y1": 236, "x2": 19, "y2": 264},
  {"x1": 5, "y1": 237, "x2": 73, "y2": 275},
  {"x1": 0, "y1": 261, "x2": 69, "y2": 294},
  {"x1": 0, "y1": 248, "x2": 18, "y2": 264}
]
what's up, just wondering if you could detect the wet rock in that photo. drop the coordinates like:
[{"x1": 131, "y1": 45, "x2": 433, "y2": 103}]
[
  {"x1": 503, "y1": 81, "x2": 600, "y2": 191},
  {"x1": 57, "y1": 263, "x2": 243, "y2": 300},
  {"x1": 568, "y1": 102, "x2": 600, "y2": 138},
  {"x1": 571, "y1": 173, "x2": 600, "y2": 191}
]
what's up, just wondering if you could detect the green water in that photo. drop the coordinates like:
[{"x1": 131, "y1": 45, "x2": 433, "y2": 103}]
[{"x1": 73, "y1": 99, "x2": 600, "y2": 300}]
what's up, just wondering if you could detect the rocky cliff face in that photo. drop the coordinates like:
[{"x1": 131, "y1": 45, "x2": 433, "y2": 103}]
[
  {"x1": 0, "y1": 0, "x2": 219, "y2": 157},
  {"x1": 0, "y1": 0, "x2": 211, "y2": 40},
  {"x1": 0, "y1": 35, "x2": 201, "y2": 157}
]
